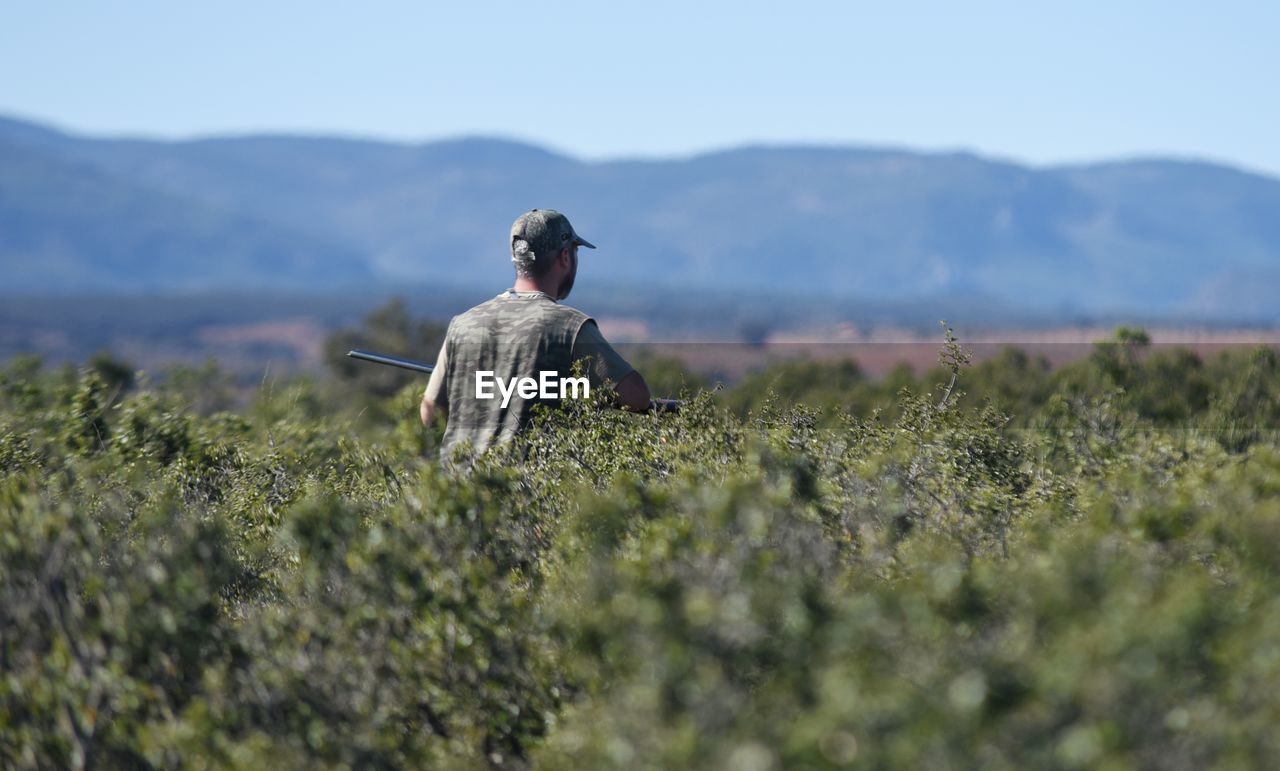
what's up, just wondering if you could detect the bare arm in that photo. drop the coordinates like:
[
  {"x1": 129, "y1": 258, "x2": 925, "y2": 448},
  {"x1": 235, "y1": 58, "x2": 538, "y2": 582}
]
[
  {"x1": 420, "y1": 340, "x2": 448, "y2": 427},
  {"x1": 420, "y1": 396, "x2": 446, "y2": 427},
  {"x1": 572, "y1": 320, "x2": 653, "y2": 411},
  {"x1": 613, "y1": 370, "x2": 652, "y2": 412}
]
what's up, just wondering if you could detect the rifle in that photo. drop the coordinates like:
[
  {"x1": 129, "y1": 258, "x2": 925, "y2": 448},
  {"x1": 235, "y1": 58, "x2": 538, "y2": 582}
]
[
  {"x1": 346, "y1": 349, "x2": 434, "y2": 374},
  {"x1": 347, "y1": 348, "x2": 680, "y2": 413}
]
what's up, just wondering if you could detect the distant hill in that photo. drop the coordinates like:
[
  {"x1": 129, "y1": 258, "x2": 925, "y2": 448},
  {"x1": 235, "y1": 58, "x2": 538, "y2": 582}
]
[
  {"x1": 2, "y1": 115, "x2": 1278, "y2": 318},
  {"x1": 0, "y1": 131, "x2": 370, "y2": 292}
]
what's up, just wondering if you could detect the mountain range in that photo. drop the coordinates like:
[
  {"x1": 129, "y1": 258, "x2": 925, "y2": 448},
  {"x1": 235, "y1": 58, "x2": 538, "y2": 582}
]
[{"x1": 3, "y1": 114, "x2": 1278, "y2": 318}]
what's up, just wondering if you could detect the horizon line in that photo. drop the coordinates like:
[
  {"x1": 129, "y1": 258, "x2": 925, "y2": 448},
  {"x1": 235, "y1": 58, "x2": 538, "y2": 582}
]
[{"x1": 1, "y1": 109, "x2": 1274, "y2": 180}]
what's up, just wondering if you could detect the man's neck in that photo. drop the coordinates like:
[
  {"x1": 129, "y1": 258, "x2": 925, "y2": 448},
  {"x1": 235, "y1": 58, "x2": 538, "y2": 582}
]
[{"x1": 512, "y1": 276, "x2": 558, "y2": 298}]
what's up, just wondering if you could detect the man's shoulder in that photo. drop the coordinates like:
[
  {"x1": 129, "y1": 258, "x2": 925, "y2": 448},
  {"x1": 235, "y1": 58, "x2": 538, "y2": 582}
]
[
  {"x1": 452, "y1": 293, "x2": 592, "y2": 323},
  {"x1": 447, "y1": 293, "x2": 591, "y2": 336},
  {"x1": 551, "y1": 301, "x2": 592, "y2": 324}
]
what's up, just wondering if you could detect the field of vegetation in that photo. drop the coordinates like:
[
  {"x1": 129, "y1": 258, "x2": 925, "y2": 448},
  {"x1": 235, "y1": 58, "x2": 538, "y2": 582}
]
[{"x1": 4, "y1": 310, "x2": 1280, "y2": 769}]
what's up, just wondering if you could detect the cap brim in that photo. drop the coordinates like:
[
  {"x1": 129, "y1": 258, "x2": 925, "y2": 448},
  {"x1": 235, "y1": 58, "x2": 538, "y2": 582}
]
[{"x1": 574, "y1": 235, "x2": 597, "y2": 249}]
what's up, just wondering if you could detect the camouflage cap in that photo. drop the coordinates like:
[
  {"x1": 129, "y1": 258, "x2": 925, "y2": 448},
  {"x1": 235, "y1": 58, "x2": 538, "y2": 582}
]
[{"x1": 510, "y1": 209, "x2": 596, "y2": 266}]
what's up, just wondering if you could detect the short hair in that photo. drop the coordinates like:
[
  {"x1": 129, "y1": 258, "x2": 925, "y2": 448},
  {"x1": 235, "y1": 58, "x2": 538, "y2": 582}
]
[{"x1": 512, "y1": 236, "x2": 564, "y2": 279}]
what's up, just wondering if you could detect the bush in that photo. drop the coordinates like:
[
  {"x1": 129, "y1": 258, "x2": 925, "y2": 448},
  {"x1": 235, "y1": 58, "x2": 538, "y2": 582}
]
[{"x1": 5, "y1": 329, "x2": 1280, "y2": 768}]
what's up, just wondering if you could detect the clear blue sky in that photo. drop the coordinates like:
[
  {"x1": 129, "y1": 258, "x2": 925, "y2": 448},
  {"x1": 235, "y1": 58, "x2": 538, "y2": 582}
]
[{"x1": 3, "y1": 1, "x2": 1276, "y2": 174}]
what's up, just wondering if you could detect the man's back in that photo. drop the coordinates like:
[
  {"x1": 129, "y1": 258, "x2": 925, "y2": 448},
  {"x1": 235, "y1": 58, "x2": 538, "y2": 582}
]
[
  {"x1": 420, "y1": 209, "x2": 650, "y2": 454},
  {"x1": 432, "y1": 290, "x2": 621, "y2": 457}
]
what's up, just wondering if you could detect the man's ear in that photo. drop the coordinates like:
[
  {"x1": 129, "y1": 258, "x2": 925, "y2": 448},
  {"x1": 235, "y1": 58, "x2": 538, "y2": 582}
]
[{"x1": 557, "y1": 247, "x2": 573, "y2": 268}]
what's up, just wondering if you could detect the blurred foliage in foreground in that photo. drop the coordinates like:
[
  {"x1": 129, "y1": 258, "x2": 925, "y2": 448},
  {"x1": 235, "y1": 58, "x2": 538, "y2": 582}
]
[{"x1": 4, "y1": 324, "x2": 1280, "y2": 769}]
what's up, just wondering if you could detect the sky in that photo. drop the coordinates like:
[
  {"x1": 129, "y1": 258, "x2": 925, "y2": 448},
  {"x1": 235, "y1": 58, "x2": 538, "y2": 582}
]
[{"x1": 2, "y1": 0, "x2": 1277, "y2": 175}]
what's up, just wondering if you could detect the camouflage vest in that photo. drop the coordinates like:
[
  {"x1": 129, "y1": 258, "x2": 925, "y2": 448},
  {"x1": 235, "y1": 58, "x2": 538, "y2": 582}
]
[{"x1": 440, "y1": 291, "x2": 590, "y2": 457}]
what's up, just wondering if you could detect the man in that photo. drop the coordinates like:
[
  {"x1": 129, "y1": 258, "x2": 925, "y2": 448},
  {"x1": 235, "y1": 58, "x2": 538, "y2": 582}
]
[{"x1": 419, "y1": 209, "x2": 653, "y2": 458}]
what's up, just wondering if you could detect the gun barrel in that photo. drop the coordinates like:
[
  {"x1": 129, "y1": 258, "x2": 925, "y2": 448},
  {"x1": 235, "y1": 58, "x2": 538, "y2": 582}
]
[{"x1": 347, "y1": 349, "x2": 435, "y2": 374}]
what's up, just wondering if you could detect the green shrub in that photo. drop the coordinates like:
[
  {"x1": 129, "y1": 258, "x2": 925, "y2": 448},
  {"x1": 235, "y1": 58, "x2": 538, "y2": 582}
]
[{"x1": 5, "y1": 328, "x2": 1280, "y2": 768}]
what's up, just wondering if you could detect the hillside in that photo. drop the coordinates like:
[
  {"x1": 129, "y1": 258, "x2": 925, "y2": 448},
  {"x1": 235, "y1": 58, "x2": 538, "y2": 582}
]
[
  {"x1": 0, "y1": 133, "x2": 371, "y2": 291},
  {"x1": 2, "y1": 115, "x2": 1278, "y2": 317}
]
